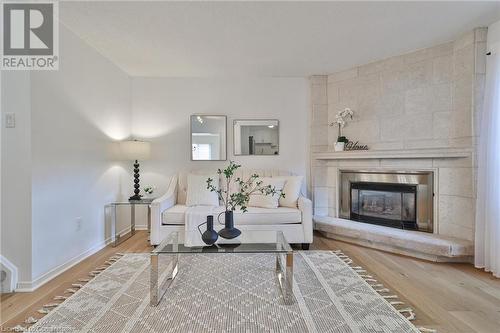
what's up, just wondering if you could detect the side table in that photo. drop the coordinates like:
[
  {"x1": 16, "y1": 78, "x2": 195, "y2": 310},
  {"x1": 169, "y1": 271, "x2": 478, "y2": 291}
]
[{"x1": 105, "y1": 199, "x2": 153, "y2": 247}]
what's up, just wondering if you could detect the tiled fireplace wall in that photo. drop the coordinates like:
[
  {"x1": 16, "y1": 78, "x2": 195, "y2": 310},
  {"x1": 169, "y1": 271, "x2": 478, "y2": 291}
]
[{"x1": 310, "y1": 28, "x2": 487, "y2": 241}]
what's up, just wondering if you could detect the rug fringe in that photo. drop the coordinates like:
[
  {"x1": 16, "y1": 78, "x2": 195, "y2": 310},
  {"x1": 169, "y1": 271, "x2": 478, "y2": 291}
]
[
  {"x1": 358, "y1": 274, "x2": 373, "y2": 278},
  {"x1": 16, "y1": 252, "x2": 125, "y2": 331},
  {"x1": 399, "y1": 308, "x2": 416, "y2": 321},
  {"x1": 382, "y1": 295, "x2": 399, "y2": 299},
  {"x1": 42, "y1": 303, "x2": 60, "y2": 308},
  {"x1": 11, "y1": 324, "x2": 26, "y2": 332},
  {"x1": 374, "y1": 288, "x2": 390, "y2": 293},
  {"x1": 332, "y1": 249, "x2": 435, "y2": 329}
]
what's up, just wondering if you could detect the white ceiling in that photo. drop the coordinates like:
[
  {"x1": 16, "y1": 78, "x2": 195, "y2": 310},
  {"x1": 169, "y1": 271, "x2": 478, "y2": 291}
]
[{"x1": 60, "y1": 1, "x2": 500, "y2": 77}]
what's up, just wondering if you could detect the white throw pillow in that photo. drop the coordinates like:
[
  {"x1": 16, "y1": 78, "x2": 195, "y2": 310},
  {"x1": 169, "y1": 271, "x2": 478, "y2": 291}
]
[
  {"x1": 186, "y1": 174, "x2": 219, "y2": 206},
  {"x1": 276, "y1": 176, "x2": 304, "y2": 208},
  {"x1": 248, "y1": 177, "x2": 285, "y2": 209}
]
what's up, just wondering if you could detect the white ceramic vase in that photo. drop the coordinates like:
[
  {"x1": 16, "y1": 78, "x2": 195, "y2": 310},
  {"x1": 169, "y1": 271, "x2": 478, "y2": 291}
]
[{"x1": 334, "y1": 142, "x2": 345, "y2": 152}]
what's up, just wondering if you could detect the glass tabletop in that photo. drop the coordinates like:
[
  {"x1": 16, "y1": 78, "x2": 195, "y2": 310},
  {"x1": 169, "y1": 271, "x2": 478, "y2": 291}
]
[
  {"x1": 153, "y1": 230, "x2": 292, "y2": 254},
  {"x1": 106, "y1": 199, "x2": 154, "y2": 206}
]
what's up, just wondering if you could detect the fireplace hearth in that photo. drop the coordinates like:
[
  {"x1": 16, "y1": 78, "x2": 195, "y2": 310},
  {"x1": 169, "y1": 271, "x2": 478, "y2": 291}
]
[{"x1": 340, "y1": 170, "x2": 433, "y2": 232}]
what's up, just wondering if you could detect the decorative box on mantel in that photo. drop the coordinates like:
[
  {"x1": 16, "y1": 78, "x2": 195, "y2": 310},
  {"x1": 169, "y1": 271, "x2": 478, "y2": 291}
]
[{"x1": 311, "y1": 147, "x2": 475, "y2": 262}]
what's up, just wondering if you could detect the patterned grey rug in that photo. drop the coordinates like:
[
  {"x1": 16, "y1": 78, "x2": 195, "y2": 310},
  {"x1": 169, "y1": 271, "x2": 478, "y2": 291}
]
[{"x1": 28, "y1": 251, "x2": 420, "y2": 332}]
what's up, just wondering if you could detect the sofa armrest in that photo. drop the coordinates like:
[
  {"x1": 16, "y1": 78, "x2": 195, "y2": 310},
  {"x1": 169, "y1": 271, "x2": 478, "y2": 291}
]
[
  {"x1": 150, "y1": 175, "x2": 177, "y2": 245},
  {"x1": 298, "y1": 196, "x2": 313, "y2": 244}
]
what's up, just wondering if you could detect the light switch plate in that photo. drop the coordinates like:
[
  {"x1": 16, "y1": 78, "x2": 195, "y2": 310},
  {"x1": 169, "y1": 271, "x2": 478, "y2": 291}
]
[{"x1": 5, "y1": 113, "x2": 15, "y2": 128}]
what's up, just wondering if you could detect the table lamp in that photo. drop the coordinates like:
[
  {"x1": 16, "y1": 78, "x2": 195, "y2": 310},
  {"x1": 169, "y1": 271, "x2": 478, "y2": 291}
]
[{"x1": 120, "y1": 140, "x2": 151, "y2": 201}]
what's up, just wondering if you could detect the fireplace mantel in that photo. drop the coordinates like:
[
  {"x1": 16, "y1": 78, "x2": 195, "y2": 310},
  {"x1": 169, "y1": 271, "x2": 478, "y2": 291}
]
[{"x1": 313, "y1": 147, "x2": 472, "y2": 160}]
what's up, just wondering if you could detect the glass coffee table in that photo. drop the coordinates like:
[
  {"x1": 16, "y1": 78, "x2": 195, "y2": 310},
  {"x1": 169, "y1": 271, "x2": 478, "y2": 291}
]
[{"x1": 150, "y1": 230, "x2": 294, "y2": 306}]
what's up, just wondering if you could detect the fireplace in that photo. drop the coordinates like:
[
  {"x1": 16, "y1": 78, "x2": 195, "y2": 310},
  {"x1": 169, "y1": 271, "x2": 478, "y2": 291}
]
[{"x1": 339, "y1": 170, "x2": 433, "y2": 232}]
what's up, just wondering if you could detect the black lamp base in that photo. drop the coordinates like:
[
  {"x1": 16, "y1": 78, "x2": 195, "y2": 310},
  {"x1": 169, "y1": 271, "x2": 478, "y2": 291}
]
[
  {"x1": 129, "y1": 159, "x2": 142, "y2": 202},
  {"x1": 129, "y1": 194, "x2": 142, "y2": 201}
]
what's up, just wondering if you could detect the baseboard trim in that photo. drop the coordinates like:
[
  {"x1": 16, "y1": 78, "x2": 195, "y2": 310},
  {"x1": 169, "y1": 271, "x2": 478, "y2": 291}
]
[
  {"x1": 15, "y1": 228, "x2": 148, "y2": 292},
  {"x1": 0, "y1": 255, "x2": 19, "y2": 293},
  {"x1": 16, "y1": 238, "x2": 112, "y2": 292}
]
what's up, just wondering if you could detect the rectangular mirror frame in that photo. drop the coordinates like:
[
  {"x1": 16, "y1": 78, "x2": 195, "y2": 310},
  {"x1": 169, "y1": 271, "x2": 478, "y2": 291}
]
[
  {"x1": 233, "y1": 119, "x2": 280, "y2": 156},
  {"x1": 190, "y1": 114, "x2": 227, "y2": 161}
]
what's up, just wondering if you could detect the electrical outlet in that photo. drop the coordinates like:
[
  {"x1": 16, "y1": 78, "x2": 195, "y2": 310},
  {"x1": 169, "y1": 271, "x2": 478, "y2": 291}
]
[
  {"x1": 76, "y1": 217, "x2": 82, "y2": 231},
  {"x1": 5, "y1": 113, "x2": 15, "y2": 128}
]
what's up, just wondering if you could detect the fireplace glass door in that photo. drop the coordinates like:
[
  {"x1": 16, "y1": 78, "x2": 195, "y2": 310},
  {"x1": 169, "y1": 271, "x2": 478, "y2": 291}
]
[{"x1": 351, "y1": 182, "x2": 417, "y2": 230}]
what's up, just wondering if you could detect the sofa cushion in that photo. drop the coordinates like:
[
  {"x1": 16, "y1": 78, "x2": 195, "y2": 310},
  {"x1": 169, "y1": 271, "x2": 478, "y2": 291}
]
[
  {"x1": 248, "y1": 177, "x2": 286, "y2": 209},
  {"x1": 162, "y1": 205, "x2": 301, "y2": 225},
  {"x1": 186, "y1": 173, "x2": 219, "y2": 206},
  {"x1": 176, "y1": 169, "x2": 295, "y2": 205},
  {"x1": 275, "y1": 176, "x2": 303, "y2": 208},
  {"x1": 233, "y1": 207, "x2": 302, "y2": 225},
  {"x1": 162, "y1": 205, "x2": 188, "y2": 225}
]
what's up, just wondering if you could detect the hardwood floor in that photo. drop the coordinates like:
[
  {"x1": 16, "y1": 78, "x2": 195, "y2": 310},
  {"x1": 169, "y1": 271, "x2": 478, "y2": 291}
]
[
  {"x1": 1, "y1": 230, "x2": 499, "y2": 332},
  {"x1": 0, "y1": 232, "x2": 152, "y2": 330}
]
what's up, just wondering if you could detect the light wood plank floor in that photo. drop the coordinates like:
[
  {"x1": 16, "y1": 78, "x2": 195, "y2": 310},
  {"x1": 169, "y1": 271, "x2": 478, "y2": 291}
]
[{"x1": 1, "y1": 231, "x2": 499, "y2": 332}]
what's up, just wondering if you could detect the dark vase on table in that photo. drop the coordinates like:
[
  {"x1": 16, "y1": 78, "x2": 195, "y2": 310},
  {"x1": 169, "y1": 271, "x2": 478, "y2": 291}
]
[
  {"x1": 197, "y1": 216, "x2": 219, "y2": 245},
  {"x1": 218, "y1": 210, "x2": 241, "y2": 239}
]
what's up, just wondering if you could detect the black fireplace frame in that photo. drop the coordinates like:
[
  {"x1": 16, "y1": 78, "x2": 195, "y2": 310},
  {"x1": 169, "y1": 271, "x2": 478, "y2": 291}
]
[
  {"x1": 349, "y1": 182, "x2": 418, "y2": 230},
  {"x1": 339, "y1": 170, "x2": 434, "y2": 233}
]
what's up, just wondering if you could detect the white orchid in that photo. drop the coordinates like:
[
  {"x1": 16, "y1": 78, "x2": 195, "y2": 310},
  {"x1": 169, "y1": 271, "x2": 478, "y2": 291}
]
[
  {"x1": 329, "y1": 107, "x2": 354, "y2": 142},
  {"x1": 331, "y1": 107, "x2": 354, "y2": 128}
]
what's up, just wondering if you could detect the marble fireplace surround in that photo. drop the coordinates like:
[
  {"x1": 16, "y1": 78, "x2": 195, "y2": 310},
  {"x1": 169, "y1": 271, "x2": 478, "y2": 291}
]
[
  {"x1": 312, "y1": 148, "x2": 475, "y2": 262},
  {"x1": 310, "y1": 29, "x2": 486, "y2": 262}
]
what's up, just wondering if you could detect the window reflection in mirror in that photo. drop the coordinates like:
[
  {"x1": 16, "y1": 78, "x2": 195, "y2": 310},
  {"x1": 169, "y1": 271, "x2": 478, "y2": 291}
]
[
  {"x1": 190, "y1": 115, "x2": 227, "y2": 161},
  {"x1": 233, "y1": 119, "x2": 279, "y2": 155}
]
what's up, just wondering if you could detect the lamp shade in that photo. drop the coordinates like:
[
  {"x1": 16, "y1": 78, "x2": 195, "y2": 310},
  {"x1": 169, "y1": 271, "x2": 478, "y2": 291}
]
[{"x1": 119, "y1": 140, "x2": 151, "y2": 161}]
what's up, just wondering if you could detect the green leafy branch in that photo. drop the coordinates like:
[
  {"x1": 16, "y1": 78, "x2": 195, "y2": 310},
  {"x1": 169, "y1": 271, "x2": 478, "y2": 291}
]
[{"x1": 206, "y1": 161, "x2": 284, "y2": 213}]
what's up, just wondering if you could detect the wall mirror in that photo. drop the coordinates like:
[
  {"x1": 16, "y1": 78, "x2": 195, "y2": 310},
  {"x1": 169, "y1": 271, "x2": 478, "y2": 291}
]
[
  {"x1": 190, "y1": 115, "x2": 227, "y2": 161},
  {"x1": 233, "y1": 119, "x2": 279, "y2": 155}
]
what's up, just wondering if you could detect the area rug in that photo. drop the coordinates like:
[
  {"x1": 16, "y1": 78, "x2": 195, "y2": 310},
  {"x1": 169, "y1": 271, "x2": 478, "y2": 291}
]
[{"x1": 27, "y1": 251, "x2": 421, "y2": 332}]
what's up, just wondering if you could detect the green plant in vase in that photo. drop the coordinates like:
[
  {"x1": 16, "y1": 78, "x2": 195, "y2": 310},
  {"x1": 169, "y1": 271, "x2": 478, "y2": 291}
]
[
  {"x1": 206, "y1": 161, "x2": 284, "y2": 239},
  {"x1": 143, "y1": 185, "x2": 155, "y2": 198}
]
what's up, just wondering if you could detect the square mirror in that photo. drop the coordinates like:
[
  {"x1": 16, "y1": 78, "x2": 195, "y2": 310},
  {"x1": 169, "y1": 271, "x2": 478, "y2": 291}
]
[
  {"x1": 233, "y1": 119, "x2": 279, "y2": 155},
  {"x1": 190, "y1": 115, "x2": 227, "y2": 161}
]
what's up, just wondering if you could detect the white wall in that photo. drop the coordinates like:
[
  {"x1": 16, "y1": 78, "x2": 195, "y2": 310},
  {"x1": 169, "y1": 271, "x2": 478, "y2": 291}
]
[
  {"x1": 1, "y1": 72, "x2": 33, "y2": 283},
  {"x1": 28, "y1": 25, "x2": 132, "y2": 286},
  {"x1": 488, "y1": 20, "x2": 500, "y2": 50},
  {"x1": 131, "y1": 77, "x2": 310, "y2": 196},
  {"x1": 2, "y1": 35, "x2": 310, "y2": 289}
]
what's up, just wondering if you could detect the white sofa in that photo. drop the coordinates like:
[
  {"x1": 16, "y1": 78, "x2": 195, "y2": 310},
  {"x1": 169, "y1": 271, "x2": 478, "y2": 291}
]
[{"x1": 150, "y1": 169, "x2": 313, "y2": 248}]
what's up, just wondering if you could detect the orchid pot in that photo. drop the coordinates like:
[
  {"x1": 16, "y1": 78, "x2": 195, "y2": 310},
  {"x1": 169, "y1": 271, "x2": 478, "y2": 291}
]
[{"x1": 334, "y1": 142, "x2": 345, "y2": 152}]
